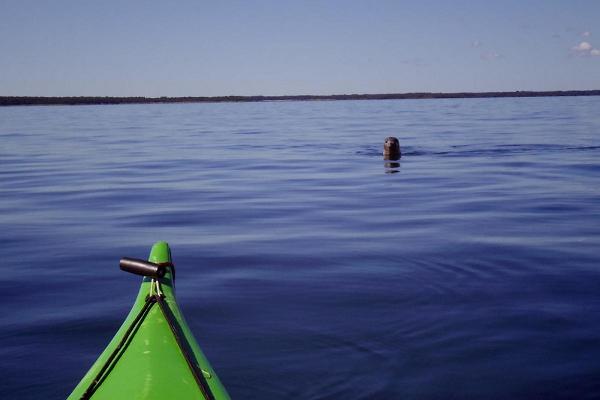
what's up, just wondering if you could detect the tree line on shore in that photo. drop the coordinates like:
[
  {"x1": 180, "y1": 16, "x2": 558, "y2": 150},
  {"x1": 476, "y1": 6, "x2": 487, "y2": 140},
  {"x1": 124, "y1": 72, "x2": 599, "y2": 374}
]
[{"x1": 1, "y1": 90, "x2": 599, "y2": 106}]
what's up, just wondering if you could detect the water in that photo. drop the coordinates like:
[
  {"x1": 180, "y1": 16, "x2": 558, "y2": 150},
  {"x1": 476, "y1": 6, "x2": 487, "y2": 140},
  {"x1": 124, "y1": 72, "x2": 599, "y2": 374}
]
[{"x1": 1, "y1": 97, "x2": 599, "y2": 399}]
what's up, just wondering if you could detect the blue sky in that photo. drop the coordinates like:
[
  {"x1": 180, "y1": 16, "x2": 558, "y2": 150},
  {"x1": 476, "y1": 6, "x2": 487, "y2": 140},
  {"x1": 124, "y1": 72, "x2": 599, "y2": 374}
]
[{"x1": 1, "y1": 0, "x2": 599, "y2": 96}]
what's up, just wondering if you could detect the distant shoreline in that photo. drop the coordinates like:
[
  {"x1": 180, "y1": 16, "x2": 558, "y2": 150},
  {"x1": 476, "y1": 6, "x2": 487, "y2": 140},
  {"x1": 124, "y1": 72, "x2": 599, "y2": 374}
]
[{"x1": 1, "y1": 90, "x2": 599, "y2": 106}]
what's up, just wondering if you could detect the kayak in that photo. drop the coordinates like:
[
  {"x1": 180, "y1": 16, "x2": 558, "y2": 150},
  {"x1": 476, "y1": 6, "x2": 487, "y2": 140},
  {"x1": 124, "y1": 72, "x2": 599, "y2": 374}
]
[{"x1": 68, "y1": 241, "x2": 230, "y2": 400}]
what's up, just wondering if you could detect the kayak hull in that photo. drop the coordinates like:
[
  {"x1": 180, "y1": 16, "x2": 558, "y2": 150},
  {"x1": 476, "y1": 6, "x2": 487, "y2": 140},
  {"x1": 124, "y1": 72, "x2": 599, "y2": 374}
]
[{"x1": 68, "y1": 242, "x2": 230, "y2": 400}]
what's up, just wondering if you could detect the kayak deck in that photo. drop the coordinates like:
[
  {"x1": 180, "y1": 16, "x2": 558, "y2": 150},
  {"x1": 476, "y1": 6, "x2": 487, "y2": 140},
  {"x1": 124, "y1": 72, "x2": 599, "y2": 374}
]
[{"x1": 68, "y1": 242, "x2": 230, "y2": 400}]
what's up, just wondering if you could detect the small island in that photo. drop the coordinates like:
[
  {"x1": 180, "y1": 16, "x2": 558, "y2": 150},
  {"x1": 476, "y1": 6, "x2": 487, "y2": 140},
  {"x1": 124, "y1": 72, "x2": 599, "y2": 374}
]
[{"x1": 1, "y1": 90, "x2": 599, "y2": 106}]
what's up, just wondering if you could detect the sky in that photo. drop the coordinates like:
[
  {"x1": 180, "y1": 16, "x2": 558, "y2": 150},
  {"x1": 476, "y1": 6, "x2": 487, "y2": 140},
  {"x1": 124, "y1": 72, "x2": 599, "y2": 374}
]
[{"x1": 1, "y1": 0, "x2": 599, "y2": 96}]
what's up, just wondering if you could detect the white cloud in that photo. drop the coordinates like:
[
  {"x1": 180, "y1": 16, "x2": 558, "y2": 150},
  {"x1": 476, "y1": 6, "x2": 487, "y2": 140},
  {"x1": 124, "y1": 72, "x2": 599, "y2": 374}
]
[
  {"x1": 582, "y1": 31, "x2": 591, "y2": 37},
  {"x1": 480, "y1": 52, "x2": 501, "y2": 60},
  {"x1": 573, "y1": 41, "x2": 593, "y2": 52},
  {"x1": 471, "y1": 40, "x2": 503, "y2": 60},
  {"x1": 571, "y1": 41, "x2": 600, "y2": 57}
]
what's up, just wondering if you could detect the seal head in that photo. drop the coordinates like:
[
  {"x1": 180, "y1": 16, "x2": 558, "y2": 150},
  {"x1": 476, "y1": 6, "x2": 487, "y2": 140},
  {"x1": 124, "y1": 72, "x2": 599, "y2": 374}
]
[{"x1": 383, "y1": 137, "x2": 401, "y2": 160}]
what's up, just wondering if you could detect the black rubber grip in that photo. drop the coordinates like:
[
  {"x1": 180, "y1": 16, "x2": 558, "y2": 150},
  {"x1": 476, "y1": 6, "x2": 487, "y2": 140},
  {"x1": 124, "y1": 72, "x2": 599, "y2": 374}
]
[{"x1": 120, "y1": 257, "x2": 166, "y2": 278}]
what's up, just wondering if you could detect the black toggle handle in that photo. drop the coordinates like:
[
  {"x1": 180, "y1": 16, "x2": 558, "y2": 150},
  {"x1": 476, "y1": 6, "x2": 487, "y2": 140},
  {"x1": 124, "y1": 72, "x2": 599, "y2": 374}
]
[{"x1": 120, "y1": 257, "x2": 166, "y2": 278}]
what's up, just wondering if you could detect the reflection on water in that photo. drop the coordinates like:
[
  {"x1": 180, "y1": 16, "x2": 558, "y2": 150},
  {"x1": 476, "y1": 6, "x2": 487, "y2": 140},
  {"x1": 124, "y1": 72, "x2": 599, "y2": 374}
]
[
  {"x1": 1, "y1": 97, "x2": 600, "y2": 399},
  {"x1": 384, "y1": 147, "x2": 401, "y2": 173},
  {"x1": 384, "y1": 161, "x2": 400, "y2": 173}
]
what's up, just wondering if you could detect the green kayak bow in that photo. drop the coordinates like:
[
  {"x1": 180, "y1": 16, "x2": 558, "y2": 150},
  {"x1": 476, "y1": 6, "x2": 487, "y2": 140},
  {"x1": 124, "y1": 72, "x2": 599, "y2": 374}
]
[{"x1": 68, "y1": 242, "x2": 230, "y2": 400}]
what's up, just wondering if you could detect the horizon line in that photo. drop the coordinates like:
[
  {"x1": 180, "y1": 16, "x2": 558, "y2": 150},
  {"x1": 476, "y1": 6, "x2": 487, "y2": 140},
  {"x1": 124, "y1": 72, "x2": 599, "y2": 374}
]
[{"x1": 1, "y1": 89, "x2": 600, "y2": 106}]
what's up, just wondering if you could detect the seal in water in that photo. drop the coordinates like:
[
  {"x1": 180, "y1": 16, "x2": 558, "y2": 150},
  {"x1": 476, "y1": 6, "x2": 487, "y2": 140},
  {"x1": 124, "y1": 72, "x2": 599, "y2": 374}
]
[{"x1": 383, "y1": 137, "x2": 401, "y2": 160}]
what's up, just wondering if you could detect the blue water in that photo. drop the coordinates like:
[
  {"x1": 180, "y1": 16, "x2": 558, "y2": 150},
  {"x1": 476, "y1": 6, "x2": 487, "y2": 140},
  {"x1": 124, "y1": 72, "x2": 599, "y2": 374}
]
[{"x1": 1, "y1": 97, "x2": 600, "y2": 399}]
